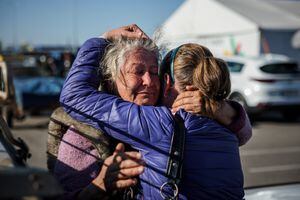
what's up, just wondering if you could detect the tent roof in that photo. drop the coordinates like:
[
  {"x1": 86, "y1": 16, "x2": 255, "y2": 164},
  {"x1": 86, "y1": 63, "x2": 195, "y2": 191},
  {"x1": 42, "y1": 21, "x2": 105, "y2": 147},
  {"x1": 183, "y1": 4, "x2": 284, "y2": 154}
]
[
  {"x1": 217, "y1": 0, "x2": 300, "y2": 30},
  {"x1": 157, "y1": 0, "x2": 258, "y2": 41}
]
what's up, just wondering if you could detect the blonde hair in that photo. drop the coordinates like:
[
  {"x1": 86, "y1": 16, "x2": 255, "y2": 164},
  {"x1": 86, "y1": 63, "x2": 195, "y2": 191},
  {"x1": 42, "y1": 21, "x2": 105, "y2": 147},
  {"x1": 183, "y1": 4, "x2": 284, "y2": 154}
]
[{"x1": 173, "y1": 43, "x2": 231, "y2": 118}]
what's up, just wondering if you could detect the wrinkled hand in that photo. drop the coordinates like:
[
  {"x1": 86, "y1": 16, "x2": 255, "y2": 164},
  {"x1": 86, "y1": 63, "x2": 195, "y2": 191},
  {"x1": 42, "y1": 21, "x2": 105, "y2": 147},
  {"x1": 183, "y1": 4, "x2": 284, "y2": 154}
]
[
  {"x1": 92, "y1": 143, "x2": 144, "y2": 192},
  {"x1": 102, "y1": 24, "x2": 149, "y2": 41},
  {"x1": 171, "y1": 86, "x2": 202, "y2": 114}
]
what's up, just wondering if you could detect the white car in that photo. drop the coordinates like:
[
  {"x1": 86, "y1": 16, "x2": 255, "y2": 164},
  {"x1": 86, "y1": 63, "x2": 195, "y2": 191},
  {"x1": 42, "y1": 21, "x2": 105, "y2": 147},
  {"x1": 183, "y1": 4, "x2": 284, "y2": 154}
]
[
  {"x1": 221, "y1": 54, "x2": 300, "y2": 119},
  {"x1": 245, "y1": 183, "x2": 300, "y2": 200}
]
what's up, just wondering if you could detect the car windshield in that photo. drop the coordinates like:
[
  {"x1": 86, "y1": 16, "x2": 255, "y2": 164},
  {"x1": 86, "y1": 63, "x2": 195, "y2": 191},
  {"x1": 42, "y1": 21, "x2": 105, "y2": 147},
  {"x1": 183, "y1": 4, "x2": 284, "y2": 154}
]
[
  {"x1": 4, "y1": 54, "x2": 55, "y2": 77},
  {"x1": 226, "y1": 61, "x2": 244, "y2": 72},
  {"x1": 260, "y1": 62, "x2": 300, "y2": 74}
]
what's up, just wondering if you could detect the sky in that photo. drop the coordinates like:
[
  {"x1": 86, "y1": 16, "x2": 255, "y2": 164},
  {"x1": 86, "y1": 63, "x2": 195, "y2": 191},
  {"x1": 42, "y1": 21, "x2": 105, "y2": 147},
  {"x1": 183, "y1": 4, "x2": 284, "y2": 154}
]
[{"x1": 0, "y1": 0, "x2": 184, "y2": 48}]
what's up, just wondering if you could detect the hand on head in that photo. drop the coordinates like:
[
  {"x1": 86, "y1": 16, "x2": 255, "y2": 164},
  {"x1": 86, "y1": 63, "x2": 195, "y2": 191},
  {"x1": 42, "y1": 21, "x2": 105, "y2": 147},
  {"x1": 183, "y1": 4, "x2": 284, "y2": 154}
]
[
  {"x1": 171, "y1": 85, "x2": 202, "y2": 114},
  {"x1": 92, "y1": 143, "x2": 144, "y2": 192},
  {"x1": 102, "y1": 24, "x2": 149, "y2": 41},
  {"x1": 171, "y1": 86, "x2": 235, "y2": 125}
]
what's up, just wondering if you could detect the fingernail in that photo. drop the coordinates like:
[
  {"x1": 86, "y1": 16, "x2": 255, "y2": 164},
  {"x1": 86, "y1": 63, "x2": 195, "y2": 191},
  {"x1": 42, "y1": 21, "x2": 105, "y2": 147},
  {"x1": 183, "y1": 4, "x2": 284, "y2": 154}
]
[
  {"x1": 138, "y1": 166, "x2": 144, "y2": 173},
  {"x1": 137, "y1": 152, "x2": 142, "y2": 159}
]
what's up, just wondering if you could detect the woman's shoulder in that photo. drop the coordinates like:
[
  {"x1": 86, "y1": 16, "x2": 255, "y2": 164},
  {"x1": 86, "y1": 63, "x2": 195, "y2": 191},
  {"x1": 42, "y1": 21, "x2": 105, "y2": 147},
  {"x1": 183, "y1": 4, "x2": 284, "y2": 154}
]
[{"x1": 180, "y1": 111, "x2": 237, "y2": 138}]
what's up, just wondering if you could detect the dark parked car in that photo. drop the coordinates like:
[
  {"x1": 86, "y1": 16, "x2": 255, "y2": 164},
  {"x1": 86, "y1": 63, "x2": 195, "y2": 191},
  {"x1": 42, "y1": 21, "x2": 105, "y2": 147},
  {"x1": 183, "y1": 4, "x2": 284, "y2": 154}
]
[{"x1": 2, "y1": 53, "x2": 66, "y2": 127}]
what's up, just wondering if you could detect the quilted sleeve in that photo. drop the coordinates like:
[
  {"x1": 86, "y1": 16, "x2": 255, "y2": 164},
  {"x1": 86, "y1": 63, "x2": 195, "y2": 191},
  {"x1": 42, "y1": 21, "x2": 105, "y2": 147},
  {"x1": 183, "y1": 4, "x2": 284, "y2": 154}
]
[
  {"x1": 60, "y1": 38, "x2": 174, "y2": 151},
  {"x1": 226, "y1": 100, "x2": 252, "y2": 146}
]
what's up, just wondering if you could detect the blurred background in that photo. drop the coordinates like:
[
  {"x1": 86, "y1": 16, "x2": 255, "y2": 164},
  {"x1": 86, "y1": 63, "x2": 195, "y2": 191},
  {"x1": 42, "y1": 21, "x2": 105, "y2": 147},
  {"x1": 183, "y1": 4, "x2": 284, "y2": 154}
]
[{"x1": 0, "y1": 0, "x2": 300, "y2": 197}]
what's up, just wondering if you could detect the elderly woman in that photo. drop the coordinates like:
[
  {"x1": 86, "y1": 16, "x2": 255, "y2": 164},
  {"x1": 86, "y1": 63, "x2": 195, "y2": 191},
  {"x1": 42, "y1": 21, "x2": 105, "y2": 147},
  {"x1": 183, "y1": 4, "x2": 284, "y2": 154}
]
[{"x1": 58, "y1": 26, "x2": 251, "y2": 199}]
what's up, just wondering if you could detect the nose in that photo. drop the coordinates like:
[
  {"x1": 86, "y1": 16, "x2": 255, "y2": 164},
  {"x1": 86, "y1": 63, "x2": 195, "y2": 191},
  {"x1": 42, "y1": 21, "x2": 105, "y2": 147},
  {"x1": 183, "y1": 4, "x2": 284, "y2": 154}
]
[{"x1": 142, "y1": 72, "x2": 152, "y2": 86}]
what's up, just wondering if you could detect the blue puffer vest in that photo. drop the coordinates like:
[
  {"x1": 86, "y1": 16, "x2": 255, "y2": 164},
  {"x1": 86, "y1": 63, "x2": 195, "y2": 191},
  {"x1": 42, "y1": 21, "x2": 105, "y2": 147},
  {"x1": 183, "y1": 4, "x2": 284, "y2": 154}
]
[{"x1": 60, "y1": 38, "x2": 244, "y2": 200}]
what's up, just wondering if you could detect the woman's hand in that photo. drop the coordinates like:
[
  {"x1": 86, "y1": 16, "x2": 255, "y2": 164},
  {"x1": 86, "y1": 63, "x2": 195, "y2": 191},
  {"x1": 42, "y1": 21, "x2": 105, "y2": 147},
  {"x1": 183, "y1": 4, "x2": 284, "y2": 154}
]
[
  {"x1": 102, "y1": 24, "x2": 149, "y2": 41},
  {"x1": 92, "y1": 143, "x2": 144, "y2": 192},
  {"x1": 171, "y1": 86, "x2": 202, "y2": 114},
  {"x1": 172, "y1": 85, "x2": 236, "y2": 126}
]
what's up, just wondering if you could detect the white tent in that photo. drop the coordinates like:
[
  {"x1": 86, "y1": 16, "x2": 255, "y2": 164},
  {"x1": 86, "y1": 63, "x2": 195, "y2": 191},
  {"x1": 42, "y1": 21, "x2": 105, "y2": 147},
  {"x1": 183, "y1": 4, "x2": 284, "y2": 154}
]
[
  {"x1": 156, "y1": 0, "x2": 259, "y2": 56},
  {"x1": 156, "y1": 0, "x2": 300, "y2": 61}
]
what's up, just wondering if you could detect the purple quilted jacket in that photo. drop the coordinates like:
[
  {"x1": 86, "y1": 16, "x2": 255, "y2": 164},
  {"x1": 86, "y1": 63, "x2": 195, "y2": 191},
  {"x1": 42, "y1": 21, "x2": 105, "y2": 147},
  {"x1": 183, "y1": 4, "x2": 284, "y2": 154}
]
[{"x1": 60, "y1": 38, "x2": 248, "y2": 199}]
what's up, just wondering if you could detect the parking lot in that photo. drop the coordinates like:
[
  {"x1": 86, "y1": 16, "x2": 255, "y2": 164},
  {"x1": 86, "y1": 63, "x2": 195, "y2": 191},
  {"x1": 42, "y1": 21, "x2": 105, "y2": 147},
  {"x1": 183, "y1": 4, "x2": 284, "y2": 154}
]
[
  {"x1": 10, "y1": 111, "x2": 300, "y2": 188},
  {"x1": 241, "y1": 113, "x2": 300, "y2": 187}
]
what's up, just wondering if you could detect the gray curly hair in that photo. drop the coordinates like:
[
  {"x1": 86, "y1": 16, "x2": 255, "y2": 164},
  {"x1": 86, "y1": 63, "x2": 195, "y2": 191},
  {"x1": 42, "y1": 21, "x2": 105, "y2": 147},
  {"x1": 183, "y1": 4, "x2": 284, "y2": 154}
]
[{"x1": 100, "y1": 37, "x2": 160, "y2": 93}]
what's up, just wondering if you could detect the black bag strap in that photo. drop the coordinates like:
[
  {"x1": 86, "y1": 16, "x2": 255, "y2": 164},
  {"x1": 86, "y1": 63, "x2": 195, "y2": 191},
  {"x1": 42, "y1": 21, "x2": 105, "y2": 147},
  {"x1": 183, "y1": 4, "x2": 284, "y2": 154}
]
[{"x1": 160, "y1": 114, "x2": 186, "y2": 200}]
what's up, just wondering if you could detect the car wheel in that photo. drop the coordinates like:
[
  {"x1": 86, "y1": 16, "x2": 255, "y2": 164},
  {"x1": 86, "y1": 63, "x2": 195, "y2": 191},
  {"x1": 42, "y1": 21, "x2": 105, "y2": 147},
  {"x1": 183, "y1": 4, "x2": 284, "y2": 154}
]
[
  {"x1": 229, "y1": 93, "x2": 257, "y2": 122},
  {"x1": 281, "y1": 110, "x2": 299, "y2": 121},
  {"x1": 229, "y1": 93, "x2": 248, "y2": 110}
]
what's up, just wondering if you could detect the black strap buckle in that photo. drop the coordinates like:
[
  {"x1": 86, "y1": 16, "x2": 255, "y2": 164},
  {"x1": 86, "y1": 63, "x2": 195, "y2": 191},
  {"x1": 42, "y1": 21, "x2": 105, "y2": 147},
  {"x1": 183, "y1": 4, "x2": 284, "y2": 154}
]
[{"x1": 160, "y1": 181, "x2": 179, "y2": 200}]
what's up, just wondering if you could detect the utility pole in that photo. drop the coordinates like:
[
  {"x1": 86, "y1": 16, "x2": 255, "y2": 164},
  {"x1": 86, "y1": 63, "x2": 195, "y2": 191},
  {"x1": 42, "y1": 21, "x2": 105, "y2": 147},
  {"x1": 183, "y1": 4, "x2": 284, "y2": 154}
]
[{"x1": 72, "y1": 0, "x2": 78, "y2": 51}]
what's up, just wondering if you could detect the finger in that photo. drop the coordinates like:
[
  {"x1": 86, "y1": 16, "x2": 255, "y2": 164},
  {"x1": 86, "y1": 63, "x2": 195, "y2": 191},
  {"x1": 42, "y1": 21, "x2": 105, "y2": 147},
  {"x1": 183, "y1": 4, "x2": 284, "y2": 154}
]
[
  {"x1": 107, "y1": 154, "x2": 124, "y2": 167},
  {"x1": 113, "y1": 178, "x2": 138, "y2": 190},
  {"x1": 172, "y1": 98, "x2": 202, "y2": 112},
  {"x1": 175, "y1": 91, "x2": 198, "y2": 101},
  {"x1": 109, "y1": 165, "x2": 145, "y2": 181},
  {"x1": 130, "y1": 24, "x2": 150, "y2": 39},
  {"x1": 113, "y1": 143, "x2": 125, "y2": 155},
  {"x1": 182, "y1": 105, "x2": 201, "y2": 114},
  {"x1": 117, "y1": 166, "x2": 144, "y2": 179},
  {"x1": 123, "y1": 24, "x2": 135, "y2": 31},
  {"x1": 130, "y1": 24, "x2": 142, "y2": 33},
  {"x1": 172, "y1": 104, "x2": 200, "y2": 114},
  {"x1": 117, "y1": 24, "x2": 140, "y2": 39},
  {"x1": 119, "y1": 159, "x2": 143, "y2": 169},
  {"x1": 123, "y1": 24, "x2": 149, "y2": 39},
  {"x1": 171, "y1": 107, "x2": 179, "y2": 113},
  {"x1": 121, "y1": 31, "x2": 144, "y2": 40},
  {"x1": 123, "y1": 151, "x2": 142, "y2": 160},
  {"x1": 103, "y1": 156, "x2": 114, "y2": 167},
  {"x1": 172, "y1": 97, "x2": 192, "y2": 109},
  {"x1": 112, "y1": 151, "x2": 142, "y2": 167},
  {"x1": 139, "y1": 32, "x2": 150, "y2": 40},
  {"x1": 172, "y1": 91, "x2": 200, "y2": 108},
  {"x1": 175, "y1": 98, "x2": 201, "y2": 108}
]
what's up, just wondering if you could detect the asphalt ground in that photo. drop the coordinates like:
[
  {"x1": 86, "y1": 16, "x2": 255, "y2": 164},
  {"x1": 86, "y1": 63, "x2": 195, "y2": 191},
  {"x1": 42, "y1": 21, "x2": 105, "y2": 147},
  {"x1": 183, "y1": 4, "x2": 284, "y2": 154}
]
[{"x1": 241, "y1": 112, "x2": 300, "y2": 188}]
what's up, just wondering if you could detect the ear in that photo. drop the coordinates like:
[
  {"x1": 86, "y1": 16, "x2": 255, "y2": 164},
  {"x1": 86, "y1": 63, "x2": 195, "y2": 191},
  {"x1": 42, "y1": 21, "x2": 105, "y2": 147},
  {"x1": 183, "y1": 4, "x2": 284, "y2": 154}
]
[{"x1": 163, "y1": 73, "x2": 172, "y2": 97}]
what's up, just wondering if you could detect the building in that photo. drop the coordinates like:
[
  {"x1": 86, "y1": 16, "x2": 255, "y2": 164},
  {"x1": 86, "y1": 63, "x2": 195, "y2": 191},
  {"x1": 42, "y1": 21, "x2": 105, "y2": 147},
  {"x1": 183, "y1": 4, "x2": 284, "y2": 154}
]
[{"x1": 156, "y1": 0, "x2": 300, "y2": 63}]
